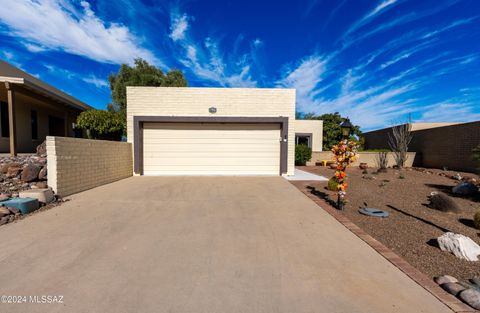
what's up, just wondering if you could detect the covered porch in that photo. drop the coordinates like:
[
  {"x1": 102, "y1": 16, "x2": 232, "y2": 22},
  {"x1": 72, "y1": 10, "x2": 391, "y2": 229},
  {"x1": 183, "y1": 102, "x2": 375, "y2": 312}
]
[{"x1": 0, "y1": 62, "x2": 92, "y2": 156}]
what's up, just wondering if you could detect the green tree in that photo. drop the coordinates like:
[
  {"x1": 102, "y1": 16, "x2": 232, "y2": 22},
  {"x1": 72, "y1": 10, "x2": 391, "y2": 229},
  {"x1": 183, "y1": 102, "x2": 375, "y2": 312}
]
[
  {"x1": 301, "y1": 112, "x2": 363, "y2": 150},
  {"x1": 108, "y1": 58, "x2": 188, "y2": 115},
  {"x1": 76, "y1": 110, "x2": 125, "y2": 140}
]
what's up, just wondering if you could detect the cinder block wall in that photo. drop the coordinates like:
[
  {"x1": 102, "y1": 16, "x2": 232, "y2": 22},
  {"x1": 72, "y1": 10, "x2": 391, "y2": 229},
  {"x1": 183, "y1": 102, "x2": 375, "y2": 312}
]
[
  {"x1": 364, "y1": 121, "x2": 480, "y2": 172},
  {"x1": 46, "y1": 137, "x2": 133, "y2": 197},
  {"x1": 127, "y1": 87, "x2": 296, "y2": 175},
  {"x1": 308, "y1": 151, "x2": 416, "y2": 168}
]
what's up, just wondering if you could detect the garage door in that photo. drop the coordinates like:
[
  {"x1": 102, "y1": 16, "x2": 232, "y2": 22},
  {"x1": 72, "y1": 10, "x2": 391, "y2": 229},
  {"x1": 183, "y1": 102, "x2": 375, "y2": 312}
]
[{"x1": 143, "y1": 123, "x2": 281, "y2": 175}]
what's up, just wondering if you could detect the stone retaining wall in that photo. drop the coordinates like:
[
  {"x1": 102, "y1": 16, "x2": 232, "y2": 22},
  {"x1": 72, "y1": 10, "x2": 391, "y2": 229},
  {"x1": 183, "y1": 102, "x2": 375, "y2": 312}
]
[
  {"x1": 46, "y1": 137, "x2": 132, "y2": 197},
  {"x1": 308, "y1": 151, "x2": 416, "y2": 168}
]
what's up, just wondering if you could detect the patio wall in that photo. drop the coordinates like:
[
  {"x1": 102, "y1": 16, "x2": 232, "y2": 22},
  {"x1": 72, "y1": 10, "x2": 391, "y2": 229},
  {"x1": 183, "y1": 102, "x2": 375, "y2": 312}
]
[
  {"x1": 46, "y1": 136, "x2": 132, "y2": 197},
  {"x1": 308, "y1": 151, "x2": 416, "y2": 168},
  {"x1": 364, "y1": 121, "x2": 480, "y2": 172}
]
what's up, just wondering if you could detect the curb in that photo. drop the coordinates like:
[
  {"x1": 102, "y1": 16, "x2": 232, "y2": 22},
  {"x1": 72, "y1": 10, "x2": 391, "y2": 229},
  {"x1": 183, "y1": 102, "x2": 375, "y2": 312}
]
[{"x1": 292, "y1": 182, "x2": 475, "y2": 313}]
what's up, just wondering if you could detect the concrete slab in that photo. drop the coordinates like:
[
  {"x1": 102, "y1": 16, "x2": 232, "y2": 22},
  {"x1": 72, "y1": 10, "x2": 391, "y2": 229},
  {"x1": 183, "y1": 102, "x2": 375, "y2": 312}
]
[
  {"x1": 0, "y1": 177, "x2": 451, "y2": 313},
  {"x1": 285, "y1": 168, "x2": 328, "y2": 181}
]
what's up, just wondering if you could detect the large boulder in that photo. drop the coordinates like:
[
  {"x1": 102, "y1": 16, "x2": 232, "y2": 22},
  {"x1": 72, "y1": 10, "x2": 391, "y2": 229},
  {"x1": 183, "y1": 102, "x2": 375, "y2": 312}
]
[
  {"x1": 36, "y1": 141, "x2": 46, "y2": 156},
  {"x1": 434, "y1": 275, "x2": 458, "y2": 285},
  {"x1": 460, "y1": 289, "x2": 480, "y2": 310},
  {"x1": 428, "y1": 192, "x2": 461, "y2": 213},
  {"x1": 452, "y1": 182, "x2": 478, "y2": 196},
  {"x1": 21, "y1": 164, "x2": 41, "y2": 182},
  {"x1": 437, "y1": 232, "x2": 480, "y2": 261},
  {"x1": 38, "y1": 167, "x2": 47, "y2": 180},
  {"x1": 441, "y1": 282, "x2": 466, "y2": 296},
  {"x1": 0, "y1": 207, "x2": 10, "y2": 218}
]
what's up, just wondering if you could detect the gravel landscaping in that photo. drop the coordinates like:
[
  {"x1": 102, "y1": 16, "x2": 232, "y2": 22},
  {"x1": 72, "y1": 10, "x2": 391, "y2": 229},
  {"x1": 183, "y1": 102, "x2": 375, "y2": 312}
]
[{"x1": 292, "y1": 165, "x2": 480, "y2": 281}]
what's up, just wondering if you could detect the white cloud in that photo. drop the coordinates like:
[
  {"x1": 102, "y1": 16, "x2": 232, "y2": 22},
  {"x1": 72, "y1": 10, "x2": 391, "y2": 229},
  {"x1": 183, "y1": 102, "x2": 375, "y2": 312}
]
[
  {"x1": 44, "y1": 64, "x2": 108, "y2": 88},
  {"x1": 81, "y1": 75, "x2": 109, "y2": 88},
  {"x1": 169, "y1": 13, "x2": 189, "y2": 42},
  {"x1": 0, "y1": 0, "x2": 160, "y2": 65},
  {"x1": 170, "y1": 10, "x2": 258, "y2": 87},
  {"x1": 276, "y1": 55, "x2": 328, "y2": 111}
]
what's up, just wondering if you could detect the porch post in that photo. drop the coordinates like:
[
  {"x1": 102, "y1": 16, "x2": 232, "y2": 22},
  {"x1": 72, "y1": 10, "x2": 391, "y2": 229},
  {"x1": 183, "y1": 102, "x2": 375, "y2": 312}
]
[{"x1": 5, "y1": 83, "x2": 17, "y2": 157}]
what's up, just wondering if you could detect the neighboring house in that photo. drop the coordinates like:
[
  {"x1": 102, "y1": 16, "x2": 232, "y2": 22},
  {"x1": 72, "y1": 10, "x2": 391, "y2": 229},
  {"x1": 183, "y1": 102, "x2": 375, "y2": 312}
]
[
  {"x1": 127, "y1": 87, "x2": 323, "y2": 176},
  {"x1": 364, "y1": 121, "x2": 480, "y2": 172},
  {"x1": 0, "y1": 61, "x2": 92, "y2": 155}
]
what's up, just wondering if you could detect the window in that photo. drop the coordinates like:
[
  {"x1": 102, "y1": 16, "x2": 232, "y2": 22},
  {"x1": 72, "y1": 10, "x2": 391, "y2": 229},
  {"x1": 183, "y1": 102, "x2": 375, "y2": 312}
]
[
  {"x1": 0, "y1": 101, "x2": 9, "y2": 137},
  {"x1": 295, "y1": 133, "x2": 312, "y2": 148},
  {"x1": 31, "y1": 110, "x2": 38, "y2": 140}
]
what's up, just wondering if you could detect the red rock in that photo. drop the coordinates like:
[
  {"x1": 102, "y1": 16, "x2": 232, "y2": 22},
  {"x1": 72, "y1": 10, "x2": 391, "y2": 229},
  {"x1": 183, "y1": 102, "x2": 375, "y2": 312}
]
[{"x1": 21, "y1": 164, "x2": 41, "y2": 182}]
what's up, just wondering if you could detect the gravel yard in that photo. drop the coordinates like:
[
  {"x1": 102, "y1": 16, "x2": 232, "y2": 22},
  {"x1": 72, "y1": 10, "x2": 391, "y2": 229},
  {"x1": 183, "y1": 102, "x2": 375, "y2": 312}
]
[{"x1": 293, "y1": 165, "x2": 480, "y2": 281}]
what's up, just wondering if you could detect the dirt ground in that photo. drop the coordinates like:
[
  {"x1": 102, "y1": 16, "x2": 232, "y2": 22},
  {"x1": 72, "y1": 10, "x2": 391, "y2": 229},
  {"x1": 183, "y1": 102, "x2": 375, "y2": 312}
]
[{"x1": 294, "y1": 165, "x2": 480, "y2": 281}]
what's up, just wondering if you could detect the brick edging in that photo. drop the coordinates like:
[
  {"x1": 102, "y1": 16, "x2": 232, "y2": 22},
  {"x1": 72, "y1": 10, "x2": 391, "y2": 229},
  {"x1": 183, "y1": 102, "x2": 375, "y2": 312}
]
[{"x1": 293, "y1": 184, "x2": 475, "y2": 313}]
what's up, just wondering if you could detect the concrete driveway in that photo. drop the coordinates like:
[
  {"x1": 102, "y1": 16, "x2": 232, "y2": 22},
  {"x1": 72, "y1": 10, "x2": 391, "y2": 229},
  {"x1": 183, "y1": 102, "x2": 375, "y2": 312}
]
[{"x1": 0, "y1": 177, "x2": 451, "y2": 313}]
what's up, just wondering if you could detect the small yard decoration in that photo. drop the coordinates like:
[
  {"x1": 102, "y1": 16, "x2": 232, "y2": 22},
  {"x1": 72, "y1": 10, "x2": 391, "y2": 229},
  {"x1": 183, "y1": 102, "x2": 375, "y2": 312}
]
[{"x1": 331, "y1": 138, "x2": 358, "y2": 210}]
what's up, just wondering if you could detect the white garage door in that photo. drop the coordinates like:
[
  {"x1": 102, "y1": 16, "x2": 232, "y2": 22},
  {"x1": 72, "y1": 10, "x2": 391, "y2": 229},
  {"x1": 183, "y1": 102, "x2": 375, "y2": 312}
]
[{"x1": 143, "y1": 123, "x2": 281, "y2": 175}]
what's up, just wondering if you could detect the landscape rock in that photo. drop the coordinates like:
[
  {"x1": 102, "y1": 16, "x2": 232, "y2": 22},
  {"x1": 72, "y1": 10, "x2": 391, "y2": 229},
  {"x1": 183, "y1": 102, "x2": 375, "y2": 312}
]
[
  {"x1": 7, "y1": 207, "x2": 20, "y2": 214},
  {"x1": 0, "y1": 207, "x2": 10, "y2": 217},
  {"x1": 38, "y1": 167, "x2": 47, "y2": 180},
  {"x1": 471, "y1": 277, "x2": 480, "y2": 287},
  {"x1": 19, "y1": 188, "x2": 54, "y2": 204},
  {"x1": 0, "y1": 162, "x2": 20, "y2": 174},
  {"x1": 6, "y1": 166, "x2": 22, "y2": 178},
  {"x1": 434, "y1": 275, "x2": 459, "y2": 285},
  {"x1": 452, "y1": 182, "x2": 478, "y2": 196},
  {"x1": 21, "y1": 164, "x2": 41, "y2": 182},
  {"x1": 441, "y1": 282, "x2": 465, "y2": 296},
  {"x1": 437, "y1": 232, "x2": 480, "y2": 261},
  {"x1": 0, "y1": 193, "x2": 10, "y2": 201},
  {"x1": 452, "y1": 173, "x2": 462, "y2": 181},
  {"x1": 0, "y1": 216, "x2": 8, "y2": 225},
  {"x1": 459, "y1": 288, "x2": 480, "y2": 310},
  {"x1": 31, "y1": 181, "x2": 48, "y2": 189},
  {"x1": 428, "y1": 192, "x2": 461, "y2": 213},
  {"x1": 36, "y1": 141, "x2": 46, "y2": 156}
]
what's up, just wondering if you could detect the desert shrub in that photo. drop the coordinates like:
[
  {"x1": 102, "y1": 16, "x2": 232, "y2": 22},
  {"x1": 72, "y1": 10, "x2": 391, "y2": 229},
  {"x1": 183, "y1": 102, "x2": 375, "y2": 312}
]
[
  {"x1": 376, "y1": 151, "x2": 388, "y2": 169},
  {"x1": 474, "y1": 211, "x2": 480, "y2": 229},
  {"x1": 388, "y1": 122, "x2": 412, "y2": 168},
  {"x1": 327, "y1": 177, "x2": 339, "y2": 191},
  {"x1": 295, "y1": 144, "x2": 312, "y2": 165},
  {"x1": 428, "y1": 192, "x2": 460, "y2": 213}
]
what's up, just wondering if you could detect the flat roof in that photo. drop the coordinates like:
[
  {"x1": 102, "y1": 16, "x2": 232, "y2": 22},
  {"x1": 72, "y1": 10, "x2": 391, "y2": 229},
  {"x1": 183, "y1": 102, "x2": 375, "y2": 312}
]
[{"x1": 0, "y1": 60, "x2": 92, "y2": 111}]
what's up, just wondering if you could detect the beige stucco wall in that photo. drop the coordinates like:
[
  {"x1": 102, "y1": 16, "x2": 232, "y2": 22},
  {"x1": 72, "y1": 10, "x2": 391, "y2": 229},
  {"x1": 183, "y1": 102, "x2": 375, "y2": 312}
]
[
  {"x1": 293, "y1": 120, "x2": 323, "y2": 152},
  {"x1": 308, "y1": 151, "x2": 416, "y2": 168},
  {"x1": 127, "y1": 87, "x2": 296, "y2": 175},
  {"x1": 0, "y1": 85, "x2": 80, "y2": 153},
  {"x1": 46, "y1": 137, "x2": 133, "y2": 197}
]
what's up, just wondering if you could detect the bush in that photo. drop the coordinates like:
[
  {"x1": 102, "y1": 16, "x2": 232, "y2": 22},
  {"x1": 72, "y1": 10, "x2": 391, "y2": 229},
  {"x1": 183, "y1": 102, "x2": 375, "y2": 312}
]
[
  {"x1": 76, "y1": 110, "x2": 125, "y2": 140},
  {"x1": 327, "y1": 177, "x2": 339, "y2": 191},
  {"x1": 295, "y1": 144, "x2": 312, "y2": 165},
  {"x1": 474, "y1": 211, "x2": 480, "y2": 229},
  {"x1": 376, "y1": 151, "x2": 389, "y2": 170}
]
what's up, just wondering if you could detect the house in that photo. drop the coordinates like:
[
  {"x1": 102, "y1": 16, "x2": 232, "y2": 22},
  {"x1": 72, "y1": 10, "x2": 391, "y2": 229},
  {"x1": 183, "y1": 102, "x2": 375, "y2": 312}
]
[
  {"x1": 364, "y1": 121, "x2": 480, "y2": 172},
  {"x1": 0, "y1": 61, "x2": 92, "y2": 155},
  {"x1": 126, "y1": 87, "x2": 323, "y2": 176}
]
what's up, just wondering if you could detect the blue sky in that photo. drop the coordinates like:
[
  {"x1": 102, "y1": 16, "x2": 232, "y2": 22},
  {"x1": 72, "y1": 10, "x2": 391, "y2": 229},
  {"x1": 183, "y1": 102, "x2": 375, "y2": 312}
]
[{"x1": 0, "y1": 0, "x2": 479, "y2": 131}]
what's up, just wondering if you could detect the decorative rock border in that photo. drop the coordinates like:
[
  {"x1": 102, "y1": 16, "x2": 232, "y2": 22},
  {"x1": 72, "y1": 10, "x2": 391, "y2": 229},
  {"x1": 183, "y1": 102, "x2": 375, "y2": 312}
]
[{"x1": 292, "y1": 182, "x2": 475, "y2": 313}]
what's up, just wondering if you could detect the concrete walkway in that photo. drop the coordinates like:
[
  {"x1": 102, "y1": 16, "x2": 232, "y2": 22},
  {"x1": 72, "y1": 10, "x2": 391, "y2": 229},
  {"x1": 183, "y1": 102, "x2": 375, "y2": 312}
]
[
  {"x1": 0, "y1": 177, "x2": 451, "y2": 313},
  {"x1": 284, "y1": 168, "x2": 328, "y2": 181}
]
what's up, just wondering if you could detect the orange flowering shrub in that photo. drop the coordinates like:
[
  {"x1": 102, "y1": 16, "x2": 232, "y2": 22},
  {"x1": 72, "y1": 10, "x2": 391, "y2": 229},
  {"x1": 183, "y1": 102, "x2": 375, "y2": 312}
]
[{"x1": 331, "y1": 139, "x2": 358, "y2": 192}]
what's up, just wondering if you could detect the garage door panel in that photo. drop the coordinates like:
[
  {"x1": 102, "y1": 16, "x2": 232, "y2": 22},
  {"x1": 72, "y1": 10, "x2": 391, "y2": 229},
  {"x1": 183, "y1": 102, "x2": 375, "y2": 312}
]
[{"x1": 143, "y1": 123, "x2": 280, "y2": 176}]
